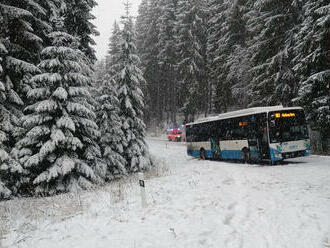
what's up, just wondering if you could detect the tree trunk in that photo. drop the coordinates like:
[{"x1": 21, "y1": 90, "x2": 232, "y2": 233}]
[{"x1": 321, "y1": 134, "x2": 329, "y2": 153}]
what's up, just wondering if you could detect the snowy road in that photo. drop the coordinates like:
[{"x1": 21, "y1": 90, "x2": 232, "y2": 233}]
[{"x1": 1, "y1": 138, "x2": 330, "y2": 248}]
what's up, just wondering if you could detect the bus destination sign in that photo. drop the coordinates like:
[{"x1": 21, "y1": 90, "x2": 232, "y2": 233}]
[{"x1": 275, "y1": 112, "x2": 296, "y2": 118}]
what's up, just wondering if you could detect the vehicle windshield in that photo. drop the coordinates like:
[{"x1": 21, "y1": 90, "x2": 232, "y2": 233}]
[{"x1": 268, "y1": 110, "x2": 309, "y2": 143}]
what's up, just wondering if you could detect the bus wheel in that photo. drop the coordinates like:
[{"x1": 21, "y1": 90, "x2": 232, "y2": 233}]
[{"x1": 200, "y1": 148, "x2": 206, "y2": 160}]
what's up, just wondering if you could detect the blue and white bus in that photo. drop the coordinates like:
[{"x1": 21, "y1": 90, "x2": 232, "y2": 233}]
[{"x1": 184, "y1": 106, "x2": 310, "y2": 163}]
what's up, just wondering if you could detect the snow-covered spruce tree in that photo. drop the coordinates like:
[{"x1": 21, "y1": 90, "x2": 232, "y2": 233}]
[
  {"x1": 14, "y1": 31, "x2": 105, "y2": 196},
  {"x1": 248, "y1": 0, "x2": 301, "y2": 107},
  {"x1": 206, "y1": 0, "x2": 228, "y2": 114},
  {"x1": 136, "y1": 0, "x2": 150, "y2": 70},
  {"x1": 0, "y1": 41, "x2": 14, "y2": 199},
  {"x1": 106, "y1": 21, "x2": 122, "y2": 80},
  {"x1": 0, "y1": 1, "x2": 53, "y2": 102},
  {"x1": 0, "y1": 1, "x2": 49, "y2": 198},
  {"x1": 207, "y1": 0, "x2": 248, "y2": 113},
  {"x1": 116, "y1": 4, "x2": 150, "y2": 173},
  {"x1": 157, "y1": 0, "x2": 179, "y2": 125},
  {"x1": 96, "y1": 75, "x2": 127, "y2": 179},
  {"x1": 136, "y1": 0, "x2": 163, "y2": 125},
  {"x1": 176, "y1": 0, "x2": 208, "y2": 121},
  {"x1": 293, "y1": 0, "x2": 330, "y2": 152},
  {"x1": 96, "y1": 21, "x2": 127, "y2": 179},
  {"x1": 64, "y1": 0, "x2": 99, "y2": 64},
  {"x1": 222, "y1": 1, "x2": 250, "y2": 109}
]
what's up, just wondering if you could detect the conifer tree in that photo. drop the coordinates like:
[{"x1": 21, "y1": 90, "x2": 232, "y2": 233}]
[
  {"x1": 208, "y1": 0, "x2": 248, "y2": 113},
  {"x1": 0, "y1": 40, "x2": 13, "y2": 198},
  {"x1": 64, "y1": 0, "x2": 99, "y2": 64},
  {"x1": 106, "y1": 21, "x2": 122, "y2": 80},
  {"x1": 176, "y1": 0, "x2": 208, "y2": 121},
  {"x1": 0, "y1": 1, "x2": 47, "y2": 198},
  {"x1": 136, "y1": 0, "x2": 150, "y2": 70},
  {"x1": 116, "y1": 2, "x2": 150, "y2": 172},
  {"x1": 294, "y1": 0, "x2": 330, "y2": 151},
  {"x1": 13, "y1": 29, "x2": 105, "y2": 196},
  {"x1": 137, "y1": 0, "x2": 163, "y2": 125},
  {"x1": 206, "y1": 0, "x2": 227, "y2": 113},
  {"x1": 96, "y1": 75, "x2": 127, "y2": 179},
  {"x1": 223, "y1": 1, "x2": 249, "y2": 109},
  {"x1": 157, "y1": 0, "x2": 179, "y2": 125},
  {"x1": 248, "y1": 0, "x2": 300, "y2": 107}
]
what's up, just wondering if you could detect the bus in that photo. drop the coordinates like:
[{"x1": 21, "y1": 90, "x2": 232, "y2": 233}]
[{"x1": 183, "y1": 106, "x2": 310, "y2": 163}]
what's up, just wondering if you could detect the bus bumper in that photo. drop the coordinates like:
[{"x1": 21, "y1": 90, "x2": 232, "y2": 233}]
[
  {"x1": 269, "y1": 148, "x2": 283, "y2": 162},
  {"x1": 282, "y1": 150, "x2": 310, "y2": 159}
]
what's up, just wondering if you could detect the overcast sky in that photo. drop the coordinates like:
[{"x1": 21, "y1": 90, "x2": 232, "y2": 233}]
[{"x1": 92, "y1": 0, "x2": 142, "y2": 60}]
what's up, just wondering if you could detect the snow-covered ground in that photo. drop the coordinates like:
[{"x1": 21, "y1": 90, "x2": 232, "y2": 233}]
[{"x1": 1, "y1": 138, "x2": 330, "y2": 248}]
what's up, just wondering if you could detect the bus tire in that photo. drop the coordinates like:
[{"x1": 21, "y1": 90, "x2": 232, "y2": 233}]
[{"x1": 200, "y1": 148, "x2": 206, "y2": 160}]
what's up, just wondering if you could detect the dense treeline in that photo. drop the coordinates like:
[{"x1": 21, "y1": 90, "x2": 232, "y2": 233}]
[
  {"x1": 0, "y1": 1, "x2": 150, "y2": 199},
  {"x1": 136, "y1": 0, "x2": 330, "y2": 151}
]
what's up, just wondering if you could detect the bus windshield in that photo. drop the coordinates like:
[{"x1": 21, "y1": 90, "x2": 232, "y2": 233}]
[{"x1": 268, "y1": 110, "x2": 309, "y2": 143}]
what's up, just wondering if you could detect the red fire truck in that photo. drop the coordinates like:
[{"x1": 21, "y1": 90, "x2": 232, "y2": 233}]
[{"x1": 167, "y1": 125, "x2": 185, "y2": 142}]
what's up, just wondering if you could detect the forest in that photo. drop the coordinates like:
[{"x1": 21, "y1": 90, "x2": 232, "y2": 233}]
[
  {"x1": 0, "y1": 0, "x2": 329, "y2": 199},
  {"x1": 125, "y1": 0, "x2": 328, "y2": 149},
  {"x1": 0, "y1": 0, "x2": 150, "y2": 199}
]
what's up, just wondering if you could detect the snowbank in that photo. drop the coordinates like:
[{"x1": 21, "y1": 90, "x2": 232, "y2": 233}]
[{"x1": 1, "y1": 139, "x2": 330, "y2": 248}]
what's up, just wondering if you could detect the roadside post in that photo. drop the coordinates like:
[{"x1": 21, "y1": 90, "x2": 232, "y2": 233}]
[{"x1": 138, "y1": 172, "x2": 148, "y2": 208}]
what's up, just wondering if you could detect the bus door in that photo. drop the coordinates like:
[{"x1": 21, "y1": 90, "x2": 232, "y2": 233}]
[
  {"x1": 247, "y1": 123, "x2": 261, "y2": 161},
  {"x1": 248, "y1": 115, "x2": 270, "y2": 161},
  {"x1": 260, "y1": 126, "x2": 270, "y2": 159},
  {"x1": 259, "y1": 115, "x2": 270, "y2": 159}
]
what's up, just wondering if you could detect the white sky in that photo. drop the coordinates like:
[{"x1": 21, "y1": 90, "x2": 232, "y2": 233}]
[{"x1": 92, "y1": 0, "x2": 142, "y2": 60}]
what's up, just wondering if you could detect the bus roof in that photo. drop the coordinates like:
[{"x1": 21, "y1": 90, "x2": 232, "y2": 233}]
[{"x1": 186, "y1": 106, "x2": 303, "y2": 126}]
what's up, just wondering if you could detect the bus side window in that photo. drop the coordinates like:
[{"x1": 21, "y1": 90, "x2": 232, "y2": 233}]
[
  {"x1": 234, "y1": 127, "x2": 246, "y2": 140},
  {"x1": 196, "y1": 124, "x2": 201, "y2": 142},
  {"x1": 190, "y1": 126, "x2": 196, "y2": 142},
  {"x1": 225, "y1": 129, "x2": 232, "y2": 140},
  {"x1": 215, "y1": 121, "x2": 223, "y2": 140},
  {"x1": 247, "y1": 123, "x2": 257, "y2": 144},
  {"x1": 205, "y1": 122, "x2": 211, "y2": 140},
  {"x1": 194, "y1": 125, "x2": 199, "y2": 142},
  {"x1": 197, "y1": 123, "x2": 204, "y2": 142},
  {"x1": 200, "y1": 123, "x2": 207, "y2": 141},
  {"x1": 221, "y1": 120, "x2": 229, "y2": 140},
  {"x1": 201, "y1": 123, "x2": 206, "y2": 141},
  {"x1": 186, "y1": 126, "x2": 191, "y2": 142}
]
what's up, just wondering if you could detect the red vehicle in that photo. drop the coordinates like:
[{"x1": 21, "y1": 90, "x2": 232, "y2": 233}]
[{"x1": 167, "y1": 125, "x2": 185, "y2": 142}]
